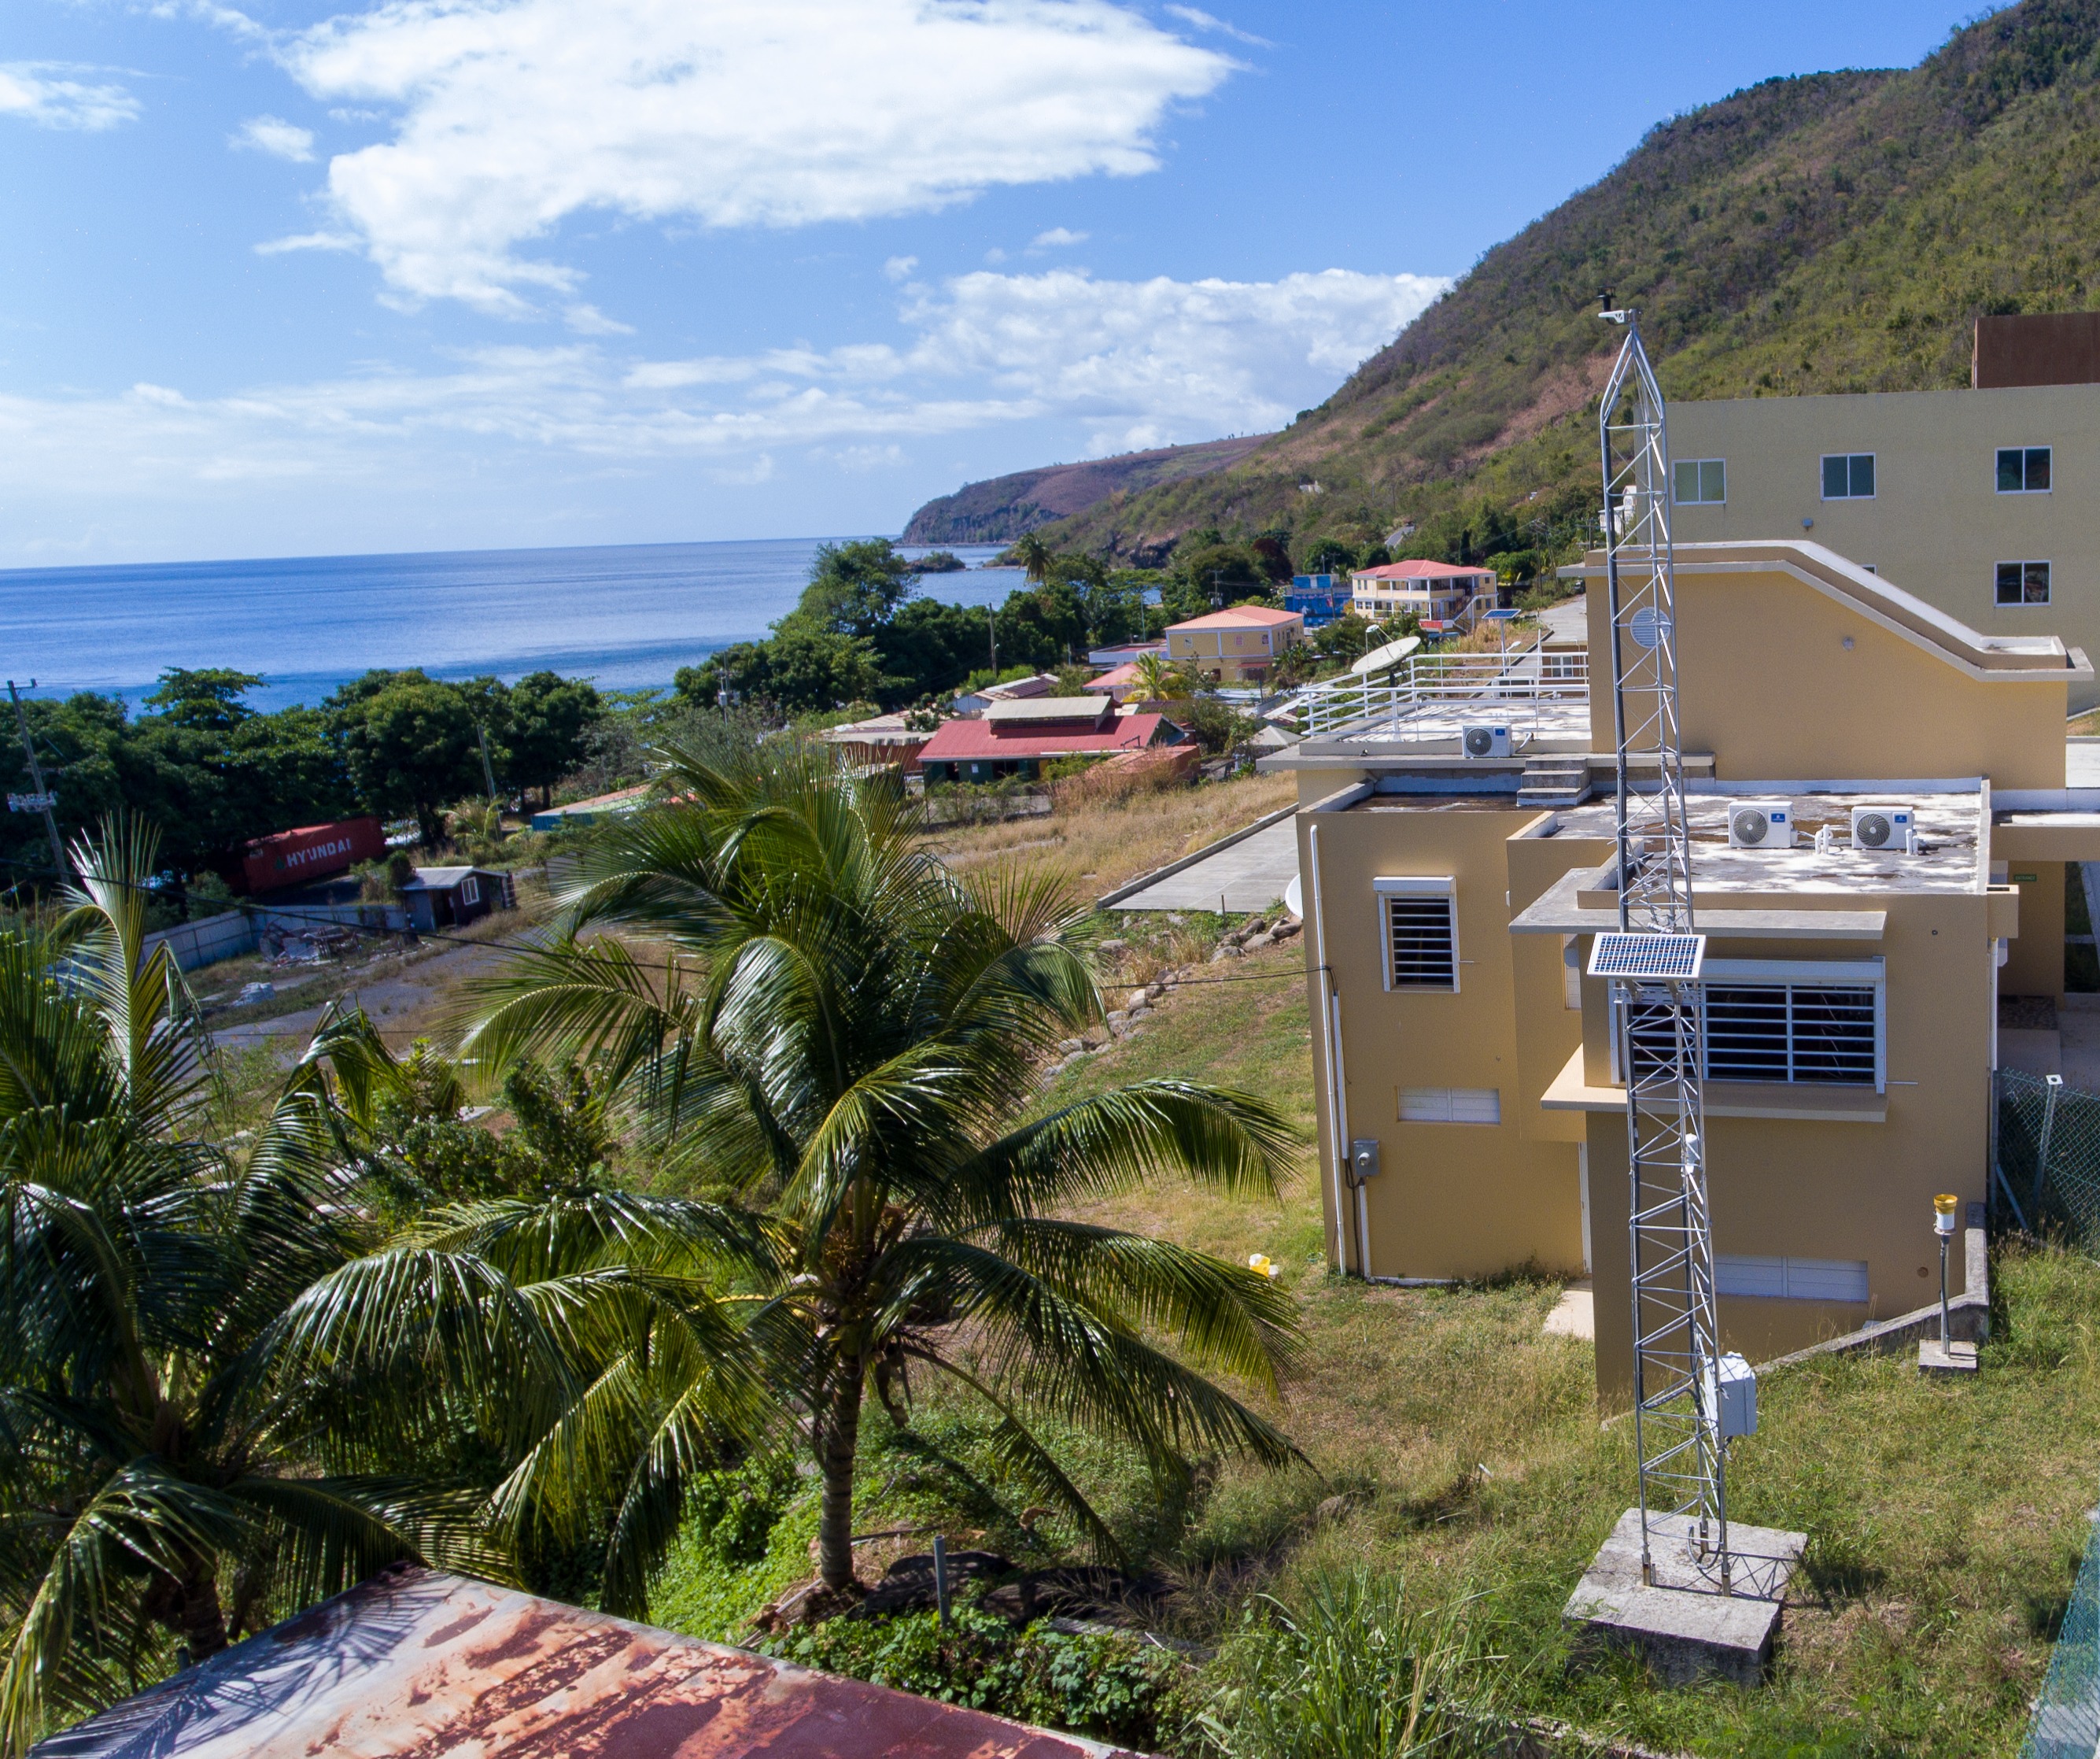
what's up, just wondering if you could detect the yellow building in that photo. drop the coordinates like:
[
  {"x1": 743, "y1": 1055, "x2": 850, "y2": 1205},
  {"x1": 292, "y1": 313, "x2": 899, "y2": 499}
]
[
  {"x1": 1348, "y1": 560, "x2": 1499, "y2": 626},
  {"x1": 1164, "y1": 605, "x2": 1304, "y2": 682},
  {"x1": 1275, "y1": 539, "x2": 2099, "y2": 1404},
  {"x1": 1667, "y1": 319, "x2": 2100, "y2": 707}
]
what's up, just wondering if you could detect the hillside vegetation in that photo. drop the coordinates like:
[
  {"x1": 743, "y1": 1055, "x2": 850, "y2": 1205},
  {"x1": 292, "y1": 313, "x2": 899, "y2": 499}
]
[
  {"x1": 1038, "y1": 0, "x2": 2100, "y2": 565},
  {"x1": 901, "y1": 435, "x2": 1268, "y2": 544}
]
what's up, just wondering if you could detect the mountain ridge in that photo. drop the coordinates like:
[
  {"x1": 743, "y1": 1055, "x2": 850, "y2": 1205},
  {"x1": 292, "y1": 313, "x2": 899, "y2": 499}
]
[{"x1": 1021, "y1": 0, "x2": 2100, "y2": 566}]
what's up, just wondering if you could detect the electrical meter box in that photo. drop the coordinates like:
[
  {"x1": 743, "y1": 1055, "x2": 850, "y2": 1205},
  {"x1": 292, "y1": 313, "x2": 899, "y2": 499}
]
[
  {"x1": 1349, "y1": 1139, "x2": 1381, "y2": 1181},
  {"x1": 1707, "y1": 1352, "x2": 1757, "y2": 1439}
]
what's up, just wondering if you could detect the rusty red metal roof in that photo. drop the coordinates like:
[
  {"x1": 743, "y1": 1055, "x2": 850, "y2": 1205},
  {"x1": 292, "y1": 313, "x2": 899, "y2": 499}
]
[
  {"x1": 34, "y1": 1567, "x2": 1143, "y2": 1759},
  {"x1": 918, "y1": 713, "x2": 1169, "y2": 764}
]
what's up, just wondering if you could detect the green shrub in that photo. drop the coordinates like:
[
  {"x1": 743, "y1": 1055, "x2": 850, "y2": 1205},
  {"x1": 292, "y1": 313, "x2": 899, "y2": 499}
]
[{"x1": 770, "y1": 1608, "x2": 1191, "y2": 1750}]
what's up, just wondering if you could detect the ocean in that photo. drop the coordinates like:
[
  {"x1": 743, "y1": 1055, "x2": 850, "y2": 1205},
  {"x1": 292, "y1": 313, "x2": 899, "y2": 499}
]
[{"x1": 6, "y1": 538, "x2": 1026, "y2": 712}]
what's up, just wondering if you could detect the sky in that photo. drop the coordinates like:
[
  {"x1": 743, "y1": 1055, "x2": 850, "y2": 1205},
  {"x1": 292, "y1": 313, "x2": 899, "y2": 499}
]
[{"x1": 1, "y1": 0, "x2": 1990, "y2": 565}]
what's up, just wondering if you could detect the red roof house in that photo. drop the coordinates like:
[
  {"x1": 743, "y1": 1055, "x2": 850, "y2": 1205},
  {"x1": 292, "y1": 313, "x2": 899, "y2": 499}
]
[{"x1": 918, "y1": 698, "x2": 1179, "y2": 783}]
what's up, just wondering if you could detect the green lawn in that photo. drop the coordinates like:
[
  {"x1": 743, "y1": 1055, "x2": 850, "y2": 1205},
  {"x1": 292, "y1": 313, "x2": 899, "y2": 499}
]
[{"x1": 650, "y1": 933, "x2": 2098, "y2": 1757}]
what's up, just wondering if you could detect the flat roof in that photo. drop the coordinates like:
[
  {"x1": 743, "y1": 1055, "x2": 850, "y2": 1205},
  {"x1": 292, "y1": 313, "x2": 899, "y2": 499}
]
[{"x1": 1550, "y1": 792, "x2": 1981, "y2": 894}]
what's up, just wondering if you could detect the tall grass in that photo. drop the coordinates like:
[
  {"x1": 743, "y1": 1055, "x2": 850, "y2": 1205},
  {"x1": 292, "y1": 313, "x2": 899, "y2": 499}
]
[{"x1": 1198, "y1": 1568, "x2": 1511, "y2": 1759}]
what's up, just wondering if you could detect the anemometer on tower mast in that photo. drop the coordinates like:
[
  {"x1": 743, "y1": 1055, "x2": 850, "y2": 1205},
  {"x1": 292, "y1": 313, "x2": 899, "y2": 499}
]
[{"x1": 1586, "y1": 290, "x2": 1744, "y2": 1595}]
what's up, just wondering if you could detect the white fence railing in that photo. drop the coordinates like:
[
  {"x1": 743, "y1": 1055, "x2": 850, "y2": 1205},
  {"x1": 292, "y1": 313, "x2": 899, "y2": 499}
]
[{"x1": 1295, "y1": 645, "x2": 1589, "y2": 739}]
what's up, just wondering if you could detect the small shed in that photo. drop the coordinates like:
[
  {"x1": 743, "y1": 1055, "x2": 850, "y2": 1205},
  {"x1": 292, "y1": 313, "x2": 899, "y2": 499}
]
[{"x1": 399, "y1": 866, "x2": 514, "y2": 933}]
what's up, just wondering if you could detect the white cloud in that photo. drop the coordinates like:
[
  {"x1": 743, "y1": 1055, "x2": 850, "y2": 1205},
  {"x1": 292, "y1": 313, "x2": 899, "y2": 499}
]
[
  {"x1": 281, "y1": 0, "x2": 1232, "y2": 313},
  {"x1": 564, "y1": 302, "x2": 634, "y2": 336},
  {"x1": 232, "y1": 115, "x2": 316, "y2": 161},
  {"x1": 0, "y1": 63, "x2": 140, "y2": 131},
  {"x1": 0, "y1": 264, "x2": 1446, "y2": 527},
  {"x1": 883, "y1": 255, "x2": 919, "y2": 283},
  {"x1": 1030, "y1": 227, "x2": 1088, "y2": 249},
  {"x1": 1164, "y1": 6, "x2": 1270, "y2": 47},
  {"x1": 254, "y1": 231, "x2": 363, "y2": 256}
]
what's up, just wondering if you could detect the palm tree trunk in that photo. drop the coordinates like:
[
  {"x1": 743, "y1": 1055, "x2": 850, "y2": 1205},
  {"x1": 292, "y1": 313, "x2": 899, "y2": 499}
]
[
  {"x1": 177, "y1": 1566, "x2": 230, "y2": 1665},
  {"x1": 816, "y1": 1362, "x2": 863, "y2": 1591}
]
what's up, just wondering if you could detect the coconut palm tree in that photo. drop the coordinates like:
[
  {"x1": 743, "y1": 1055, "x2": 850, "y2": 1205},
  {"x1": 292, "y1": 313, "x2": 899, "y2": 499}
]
[
  {"x1": 462, "y1": 741, "x2": 1301, "y2": 1598},
  {"x1": 0, "y1": 821, "x2": 507, "y2": 1753},
  {"x1": 1010, "y1": 533, "x2": 1054, "y2": 585}
]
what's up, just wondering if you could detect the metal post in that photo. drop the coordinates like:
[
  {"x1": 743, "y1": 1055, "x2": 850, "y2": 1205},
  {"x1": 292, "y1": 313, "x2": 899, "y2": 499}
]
[
  {"x1": 1939, "y1": 1232, "x2": 1951, "y2": 1351},
  {"x1": 932, "y1": 1533, "x2": 950, "y2": 1626},
  {"x1": 477, "y1": 722, "x2": 499, "y2": 801},
  {"x1": 6, "y1": 681, "x2": 68, "y2": 884},
  {"x1": 2033, "y1": 1072, "x2": 2065, "y2": 1222}
]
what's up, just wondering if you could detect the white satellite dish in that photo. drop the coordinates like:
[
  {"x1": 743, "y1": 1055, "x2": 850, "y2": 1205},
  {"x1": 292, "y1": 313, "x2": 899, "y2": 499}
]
[
  {"x1": 1349, "y1": 634, "x2": 1422, "y2": 676},
  {"x1": 1283, "y1": 874, "x2": 1303, "y2": 920}
]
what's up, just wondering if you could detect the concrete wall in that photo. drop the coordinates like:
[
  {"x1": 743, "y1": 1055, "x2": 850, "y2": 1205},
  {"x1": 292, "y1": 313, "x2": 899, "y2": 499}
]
[
  {"x1": 1297, "y1": 793, "x2": 1585, "y2": 1281},
  {"x1": 1584, "y1": 890, "x2": 1995, "y2": 1402},
  {"x1": 141, "y1": 910, "x2": 257, "y2": 973},
  {"x1": 1670, "y1": 382, "x2": 2100, "y2": 707},
  {"x1": 1583, "y1": 555, "x2": 2070, "y2": 785}
]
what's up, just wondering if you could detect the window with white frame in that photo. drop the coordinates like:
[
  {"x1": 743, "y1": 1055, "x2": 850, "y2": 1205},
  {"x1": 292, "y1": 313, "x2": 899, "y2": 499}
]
[
  {"x1": 1997, "y1": 445, "x2": 2051, "y2": 493},
  {"x1": 1613, "y1": 958, "x2": 1884, "y2": 1091},
  {"x1": 1673, "y1": 458, "x2": 1726, "y2": 504},
  {"x1": 1996, "y1": 560, "x2": 2051, "y2": 606},
  {"x1": 459, "y1": 874, "x2": 481, "y2": 907},
  {"x1": 1716, "y1": 1255, "x2": 1869, "y2": 1303},
  {"x1": 1374, "y1": 876, "x2": 1457, "y2": 992},
  {"x1": 1820, "y1": 453, "x2": 1875, "y2": 500},
  {"x1": 1400, "y1": 1087, "x2": 1501, "y2": 1125}
]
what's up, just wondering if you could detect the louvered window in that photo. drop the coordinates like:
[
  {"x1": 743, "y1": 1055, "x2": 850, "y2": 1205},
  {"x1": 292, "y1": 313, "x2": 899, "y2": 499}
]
[
  {"x1": 1375, "y1": 877, "x2": 1457, "y2": 992},
  {"x1": 1609, "y1": 959, "x2": 1884, "y2": 1092}
]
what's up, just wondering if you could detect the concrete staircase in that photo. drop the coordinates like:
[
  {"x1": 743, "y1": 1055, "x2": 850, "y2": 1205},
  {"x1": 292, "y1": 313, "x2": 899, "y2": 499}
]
[{"x1": 1517, "y1": 756, "x2": 1593, "y2": 807}]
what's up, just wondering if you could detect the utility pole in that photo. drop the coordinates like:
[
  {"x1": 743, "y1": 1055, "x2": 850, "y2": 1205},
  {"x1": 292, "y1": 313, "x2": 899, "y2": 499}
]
[
  {"x1": 987, "y1": 604, "x2": 998, "y2": 674},
  {"x1": 6, "y1": 680, "x2": 68, "y2": 885}
]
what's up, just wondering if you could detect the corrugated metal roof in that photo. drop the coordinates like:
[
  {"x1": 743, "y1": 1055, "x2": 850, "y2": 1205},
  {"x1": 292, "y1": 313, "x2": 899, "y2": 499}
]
[
  {"x1": 1349, "y1": 561, "x2": 1493, "y2": 582},
  {"x1": 920, "y1": 714, "x2": 1168, "y2": 763},
  {"x1": 984, "y1": 697, "x2": 1114, "y2": 727},
  {"x1": 1164, "y1": 607, "x2": 1301, "y2": 631},
  {"x1": 34, "y1": 1567, "x2": 1143, "y2": 1759}
]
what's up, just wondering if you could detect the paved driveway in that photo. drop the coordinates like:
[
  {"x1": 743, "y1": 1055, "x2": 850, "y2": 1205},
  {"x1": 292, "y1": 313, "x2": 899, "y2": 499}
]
[{"x1": 1111, "y1": 819, "x2": 1299, "y2": 914}]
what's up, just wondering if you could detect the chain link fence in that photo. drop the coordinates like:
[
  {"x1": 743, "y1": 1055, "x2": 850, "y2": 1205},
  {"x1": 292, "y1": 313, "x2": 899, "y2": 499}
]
[{"x1": 1995, "y1": 1068, "x2": 2100, "y2": 1247}]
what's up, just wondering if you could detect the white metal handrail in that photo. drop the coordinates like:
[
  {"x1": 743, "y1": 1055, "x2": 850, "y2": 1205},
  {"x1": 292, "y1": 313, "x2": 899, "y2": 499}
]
[{"x1": 1295, "y1": 643, "x2": 1589, "y2": 738}]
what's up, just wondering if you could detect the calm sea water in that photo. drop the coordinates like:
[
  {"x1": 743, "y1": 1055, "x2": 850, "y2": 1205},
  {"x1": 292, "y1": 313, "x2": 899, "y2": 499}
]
[{"x1": 6, "y1": 538, "x2": 1024, "y2": 712}]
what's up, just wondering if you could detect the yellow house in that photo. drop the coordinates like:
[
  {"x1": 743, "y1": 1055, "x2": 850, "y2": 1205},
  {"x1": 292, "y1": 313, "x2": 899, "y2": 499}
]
[
  {"x1": 1667, "y1": 316, "x2": 2100, "y2": 708},
  {"x1": 1164, "y1": 605, "x2": 1304, "y2": 683},
  {"x1": 1348, "y1": 560, "x2": 1499, "y2": 625},
  {"x1": 1274, "y1": 538, "x2": 2100, "y2": 1404}
]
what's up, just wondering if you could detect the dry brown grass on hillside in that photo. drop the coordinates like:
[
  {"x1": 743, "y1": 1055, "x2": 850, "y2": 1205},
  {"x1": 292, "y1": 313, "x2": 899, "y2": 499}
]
[{"x1": 923, "y1": 770, "x2": 1296, "y2": 896}]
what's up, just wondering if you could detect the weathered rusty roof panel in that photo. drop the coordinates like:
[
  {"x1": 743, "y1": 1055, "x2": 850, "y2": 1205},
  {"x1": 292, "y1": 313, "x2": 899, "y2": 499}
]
[{"x1": 33, "y1": 1566, "x2": 1141, "y2": 1759}]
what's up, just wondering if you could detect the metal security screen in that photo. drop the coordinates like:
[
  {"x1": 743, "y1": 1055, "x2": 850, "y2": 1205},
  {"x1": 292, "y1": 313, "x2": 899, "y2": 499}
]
[
  {"x1": 1386, "y1": 895, "x2": 1456, "y2": 989},
  {"x1": 1705, "y1": 985, "x2": 1877, "y2": 1085}
]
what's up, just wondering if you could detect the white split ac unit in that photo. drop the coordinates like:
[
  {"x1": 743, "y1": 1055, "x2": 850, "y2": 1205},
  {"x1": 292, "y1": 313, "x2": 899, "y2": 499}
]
[
  {"x1": 1851, "y1": 804, "x2": 1915, "y2": 854},
  {"x1": 1727, "y1": 799, "x2": 1796, "y2": 849},
  {"x1": 1461, "y1": 724, "x2": 1512, "y2": 759}
]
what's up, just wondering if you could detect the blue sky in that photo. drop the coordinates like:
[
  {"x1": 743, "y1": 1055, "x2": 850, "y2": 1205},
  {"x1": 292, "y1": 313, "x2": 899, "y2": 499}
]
[{"x1": 2, "y1": 0, "x2": 1984, "y2": 564}]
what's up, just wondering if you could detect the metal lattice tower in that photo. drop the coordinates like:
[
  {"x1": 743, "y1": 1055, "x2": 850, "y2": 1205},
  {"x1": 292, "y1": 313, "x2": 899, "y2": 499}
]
[{"x1": 1593, "y1": 301, "x2": 1731, "y2": 1593}]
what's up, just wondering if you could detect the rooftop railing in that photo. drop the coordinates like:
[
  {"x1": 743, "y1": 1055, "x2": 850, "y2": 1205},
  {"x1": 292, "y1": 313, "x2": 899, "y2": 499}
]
[{"x1": 1294, "y1": 642, "x2": 1589, "y2": 740}]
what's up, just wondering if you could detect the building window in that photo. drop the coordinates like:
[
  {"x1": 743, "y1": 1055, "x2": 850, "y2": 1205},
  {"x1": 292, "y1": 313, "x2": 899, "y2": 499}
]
[
  {"x1": 1997, "y1": 445, "x2": 2051, "y2": 493},
  {"x1": 459, "y1": 875, "x2": 481, "y2": 907},
  {"x1": 1374, "y1": 876, "x2": 1457, "y2": 992},
  {"x1": 1616, "y1": 958, "x2": 1884, "y2": 1090},
  {"x1": 1820, "y1": 453, "x2": 1875, "y2": 500},
  {"x1": 1400, "y1": 1086, "x2": 1501, "y2": 1125},
  {"x1": 1996, "y1": 560, "x2": 2051, "y2": 605},
  {"x1": 1673, "y1": 459, "x2": 1725, "y2": 504},
  {"x1": 1716, "y1": 1255, "x2": 1869, "y2": 1303}
]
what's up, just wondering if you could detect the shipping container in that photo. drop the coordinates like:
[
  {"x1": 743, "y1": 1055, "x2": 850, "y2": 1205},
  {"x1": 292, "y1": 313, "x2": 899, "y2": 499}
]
[{"x1": 239, "y1": 817, "x2": 385, "y2": 894}]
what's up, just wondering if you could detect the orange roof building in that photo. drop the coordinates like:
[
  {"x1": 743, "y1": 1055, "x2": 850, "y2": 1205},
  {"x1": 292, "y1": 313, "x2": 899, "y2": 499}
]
[{"x1": 1164, "y1": 604, "x2": 1304, "y2": 683}]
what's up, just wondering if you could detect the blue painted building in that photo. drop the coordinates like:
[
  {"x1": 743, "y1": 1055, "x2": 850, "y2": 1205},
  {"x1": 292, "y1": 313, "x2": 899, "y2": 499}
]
[{"x1": 1285, "y1": 573, "x2": 1350, "y2": 627}]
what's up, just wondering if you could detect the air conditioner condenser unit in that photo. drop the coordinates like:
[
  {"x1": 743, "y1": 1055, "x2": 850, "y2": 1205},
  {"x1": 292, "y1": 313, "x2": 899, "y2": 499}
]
[
  {"x1": 1851, "y1": 804, "x2": 1915, "y2": 854},
  {"x1": 1727, "y1": 799, "x2": 1796, "y2": 849},
  {"x1": 1461, "y1": 724, "x2": 1512, "y2": 759}
]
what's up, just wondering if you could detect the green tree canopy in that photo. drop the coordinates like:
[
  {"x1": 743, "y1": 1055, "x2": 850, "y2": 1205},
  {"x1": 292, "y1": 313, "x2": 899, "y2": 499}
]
[
  {"x1": 327, "y1": 671, "x2": 487, "y2": 845},
  {"x1": 502, "y1": 671, "x2": 604, "y2": 805}
]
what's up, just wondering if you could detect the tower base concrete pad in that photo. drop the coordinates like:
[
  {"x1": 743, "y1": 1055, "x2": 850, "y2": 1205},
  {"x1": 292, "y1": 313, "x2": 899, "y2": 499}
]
[{"x1": 1563, "y1": 1507, "x2": 1807, "y2": 1687}]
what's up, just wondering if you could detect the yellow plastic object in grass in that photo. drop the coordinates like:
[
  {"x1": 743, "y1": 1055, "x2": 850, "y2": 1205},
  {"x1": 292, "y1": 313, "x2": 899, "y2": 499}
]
[{"x1": 1249, "y1": 1253, "x2": 1279, "y2": 1280}]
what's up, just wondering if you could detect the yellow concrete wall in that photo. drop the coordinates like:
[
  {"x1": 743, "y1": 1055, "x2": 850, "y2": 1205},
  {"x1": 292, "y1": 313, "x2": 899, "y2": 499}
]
[
  {"x1": 1586, "y1": 889, "x2": 1995, "y2": 1403},
  {"x1": 1585, "y1": 561, "x2": 2069, "y2": 785},
  {"x1": 1507, "y1": 827, "x2": 1613, "y2": 1144},
  {"x1": 1670, "y1": 385, "x2": 2100, "y2": 706},
  {"x1": 1297, "y1": 797, "x2": 1584, "y2": 1280},
  {"x1": 1998, "y1": 858, "x2": 2066, "y2": 1003}
]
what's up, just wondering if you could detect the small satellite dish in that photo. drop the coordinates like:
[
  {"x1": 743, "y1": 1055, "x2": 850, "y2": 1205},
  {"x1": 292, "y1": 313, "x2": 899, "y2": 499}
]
[
  {"x1": 1283, "y1": 874, "x2": 1303, "y2": 920},
  {"x1": 1349, "y1": 634, "x2": 1423, "y2": 676}
]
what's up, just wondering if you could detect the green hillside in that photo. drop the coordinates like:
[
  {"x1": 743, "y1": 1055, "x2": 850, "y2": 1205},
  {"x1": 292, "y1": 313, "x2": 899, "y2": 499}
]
[{"x1": 1041, "y1": 0, "x2": 2100, "y2": 568}]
